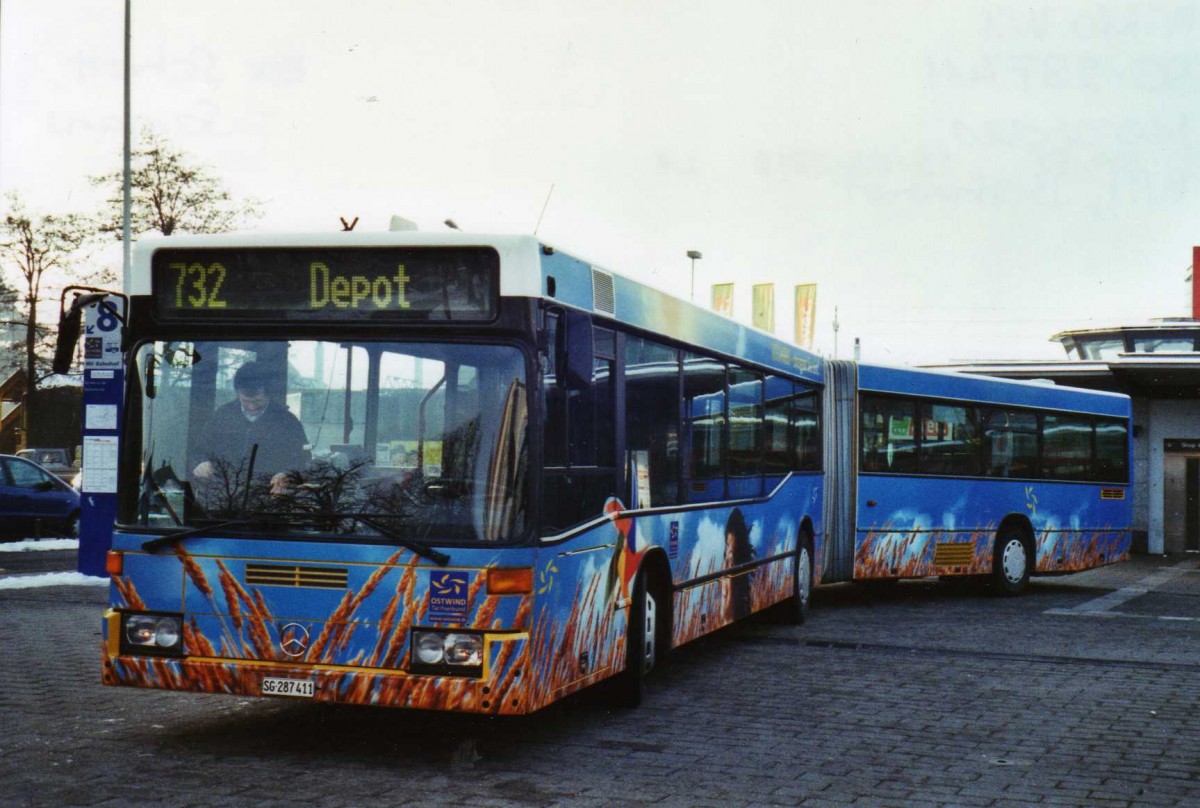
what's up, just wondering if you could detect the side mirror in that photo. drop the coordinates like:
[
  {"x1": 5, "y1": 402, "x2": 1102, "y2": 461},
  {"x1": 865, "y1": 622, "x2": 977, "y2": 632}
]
[
  {"x1": 555, "y1": 310, "x2": 594, "y2": 390},
  {"x1": 52, "y1": 305, "x2": 84, "y2": 375}
]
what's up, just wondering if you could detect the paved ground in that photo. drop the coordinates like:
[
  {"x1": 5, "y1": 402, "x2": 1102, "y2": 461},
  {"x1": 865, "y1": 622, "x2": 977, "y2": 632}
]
[{"x1": 1, "y1": 546, "x2": 1198, "y2": 807}]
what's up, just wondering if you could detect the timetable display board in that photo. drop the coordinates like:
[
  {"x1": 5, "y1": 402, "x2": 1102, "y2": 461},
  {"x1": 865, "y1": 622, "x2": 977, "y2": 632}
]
[{"x1": 151, "y1": 246, "x2": 499, "y2": 321}]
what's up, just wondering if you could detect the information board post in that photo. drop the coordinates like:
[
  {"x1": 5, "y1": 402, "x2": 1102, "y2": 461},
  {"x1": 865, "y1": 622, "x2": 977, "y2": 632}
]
[{"x1": 78, "y1": 297, "x2": 125, "y2": 577}]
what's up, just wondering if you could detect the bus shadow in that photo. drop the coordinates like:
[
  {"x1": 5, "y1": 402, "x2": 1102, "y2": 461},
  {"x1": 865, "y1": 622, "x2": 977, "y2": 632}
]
[
  {"x1": 806, "y1": 576, "x2": 1112, "y2": 611},
  {"x1": 150, "y1": 579, "x2": 1116, "y2": 769},
  {"x1": 156, "y1": 680, "x2": 640, "y2": 769}
]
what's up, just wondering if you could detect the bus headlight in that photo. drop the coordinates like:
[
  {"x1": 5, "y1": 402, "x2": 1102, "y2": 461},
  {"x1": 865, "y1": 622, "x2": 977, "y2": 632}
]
[
  {"x1": 410, "y1": 630, "x2": 483, "y2": 676},
  {"x1": 445, "y1": 633, "x2": 483, "y2": 665},
  {"x1": 120, "y1": 612, "x2": 184, "y2": 657},
  {"x1": 415, "y1": 632, "x2": 447, "y2": 665}
]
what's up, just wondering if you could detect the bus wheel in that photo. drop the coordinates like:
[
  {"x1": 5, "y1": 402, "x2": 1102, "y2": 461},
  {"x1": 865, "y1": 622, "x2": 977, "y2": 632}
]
[
  {"x1": 786, "y1": 536, "x2": 814, "y2": 625},
  {"x1": 991, "y1": 528, "x2": 1030, "y2": 596},
  {"x1": 611, "y1": 573, "x2": 657, "y2": 708}
]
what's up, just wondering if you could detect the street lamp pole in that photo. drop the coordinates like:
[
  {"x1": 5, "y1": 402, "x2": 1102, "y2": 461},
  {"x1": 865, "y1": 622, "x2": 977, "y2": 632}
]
[
  {"x1": 122, "y1": 0, "x2": 132, "y2": 292},
  {"x1": 687, "y1": 250, "x2": 702, "y2": 302}
]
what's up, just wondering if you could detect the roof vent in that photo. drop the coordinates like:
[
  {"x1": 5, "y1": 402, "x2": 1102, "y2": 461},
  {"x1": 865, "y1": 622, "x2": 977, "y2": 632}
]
[
  {"x1": 591, "y1": 267, "x2": 615, "y2": 315},
  {"x1": 389, "y1": 216, "x2": 418, "y2": 232}
]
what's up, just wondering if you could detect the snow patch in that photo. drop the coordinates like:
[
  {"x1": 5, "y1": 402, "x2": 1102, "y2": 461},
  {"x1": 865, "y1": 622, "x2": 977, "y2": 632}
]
[
  {"x1": 0, "y1": 539, "x2": 80, "y2": 552},
  {"x1": 38, "y1": 373, "x2": 84, "y2": 388},
  {"x1": 0, "y1": 572, "x2": 106, "y2": 590}
]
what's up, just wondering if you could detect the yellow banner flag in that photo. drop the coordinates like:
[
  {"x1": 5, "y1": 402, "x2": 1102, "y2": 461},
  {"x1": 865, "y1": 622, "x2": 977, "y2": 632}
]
[
  {"x1": 752, "y1": 283, "x2": 775, "y2": 333},
  {"x1": 711, "y1": 283, "x2": 734, "y2": 316},
  {"x1": 794, "y1": 284, "x2": 817, "y2": 349}
]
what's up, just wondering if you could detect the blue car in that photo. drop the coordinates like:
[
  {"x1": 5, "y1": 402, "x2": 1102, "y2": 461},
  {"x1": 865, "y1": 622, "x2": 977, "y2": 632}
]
[{"x1": 0, "y1": 454, "x2": 81, "y2": 538}]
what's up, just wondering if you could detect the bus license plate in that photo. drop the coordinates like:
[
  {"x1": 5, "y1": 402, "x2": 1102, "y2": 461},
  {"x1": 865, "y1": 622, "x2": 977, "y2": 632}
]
[{"x1": 261, "y1": 677, "x2": 315, "y2": 698}]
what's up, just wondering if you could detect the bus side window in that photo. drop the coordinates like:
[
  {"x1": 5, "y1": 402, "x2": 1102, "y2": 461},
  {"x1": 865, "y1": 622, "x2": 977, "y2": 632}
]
[
  {"x1": 919, "y1": 403, "x2": 981, "y2": 476},
  {"x1": 1094, "y1": 418, "x2": 1128, "y2": 483},
  {"x1": 792, "y1": 391, "x2": 821, "y2": 471},
  {"x1": 625, "y1": 335, "x2": 681, "y2": 507},
  {"x1": 763, "y1": 376, "x2": 793, "y2": 475},
  {"x1": 983, "y1": 409, "x2": 1038, "y2": 478},
  {"x1": 1042, "y1": 413, "x2": 1094, "y2": 481},
  {"x1": 683, "y1": 352, "x2": 726, "y2": 501},
  {"x1": 859, "y1": 395, "x2": 916, "y2": 474},
  {"x1": 540, "y1": 315, "x2": 617, "y2": 533},
  {"x1": 727, "y1": 367, "x2": 763, "y2": 498},
  {"x1": 580, "y1": 327, "x2": 615, "y2": 469},
  {"x1": 543, "y1": 313, "x2": 567, "y2": 467}
]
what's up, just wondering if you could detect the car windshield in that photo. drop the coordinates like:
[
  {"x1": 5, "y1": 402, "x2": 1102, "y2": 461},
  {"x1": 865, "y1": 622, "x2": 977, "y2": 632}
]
[{"x1": 132, "y1": 339, "x2": 529, "y2": 543}]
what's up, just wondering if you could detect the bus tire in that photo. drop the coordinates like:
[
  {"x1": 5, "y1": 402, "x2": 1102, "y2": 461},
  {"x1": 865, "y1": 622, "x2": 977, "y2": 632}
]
[
  {"x1": 786, "y1": 534, "x2": 814, "y2": 625},
  {"x1": 610, "y1": 572, "x2": 658, "y2": 709},
  {"x1": 991, "y1": 527, "x2": 1031, "y2": 596}
]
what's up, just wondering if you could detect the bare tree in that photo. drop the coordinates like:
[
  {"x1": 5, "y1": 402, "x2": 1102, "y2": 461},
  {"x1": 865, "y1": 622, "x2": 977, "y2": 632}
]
[
  {"x1": 0, "y1": 193, "x2": 94, "y2": 394},
  {"x1": 0, "y1": 273, "x2": 21, "y2": 379},
  {"x1": 92, "y1": 127, "x2": 262, "y2": 238}
]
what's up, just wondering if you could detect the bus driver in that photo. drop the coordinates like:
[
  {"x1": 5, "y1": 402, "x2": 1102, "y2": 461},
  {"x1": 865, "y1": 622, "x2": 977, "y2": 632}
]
[{"x1": 192, "y1": 361, "x2": 309, "y2": 493}]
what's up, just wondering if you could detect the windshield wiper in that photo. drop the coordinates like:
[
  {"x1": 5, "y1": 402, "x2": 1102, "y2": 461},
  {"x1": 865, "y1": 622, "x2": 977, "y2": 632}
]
[
  {"x1": 143, "y1": 513, "x2": 450, "y2": 565},
  {"x1": 141, "y1": 511, "x2": 450, "y2": 565},
  {"x1": 345, "y1": 513, "x2": 450, "y2": 566},
  {"x1": 141, "y1": 518, "x2": 265, "y2": 553}
]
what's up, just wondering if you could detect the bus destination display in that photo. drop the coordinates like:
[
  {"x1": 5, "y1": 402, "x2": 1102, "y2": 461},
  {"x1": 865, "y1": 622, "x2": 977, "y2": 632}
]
[{"x1": 151, "y1": 247, "x2": 499, "y2": 321}]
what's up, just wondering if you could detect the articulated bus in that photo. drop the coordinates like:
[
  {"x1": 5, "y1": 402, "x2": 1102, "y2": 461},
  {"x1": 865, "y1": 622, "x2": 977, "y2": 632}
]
[{"x1": 85, "y1": 230, "x2": 1130, "y2": 715}]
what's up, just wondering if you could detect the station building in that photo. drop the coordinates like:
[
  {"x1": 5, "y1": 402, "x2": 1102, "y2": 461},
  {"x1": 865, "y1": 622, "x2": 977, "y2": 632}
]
[{"x1": 933, "y1": 317, "x2": 1200, "y2": 555}]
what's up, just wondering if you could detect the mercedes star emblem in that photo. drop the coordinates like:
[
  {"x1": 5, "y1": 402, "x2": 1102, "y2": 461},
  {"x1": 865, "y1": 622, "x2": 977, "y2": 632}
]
[{"x1": 279, "y1": 622, "x2": 311, "y2": 658}]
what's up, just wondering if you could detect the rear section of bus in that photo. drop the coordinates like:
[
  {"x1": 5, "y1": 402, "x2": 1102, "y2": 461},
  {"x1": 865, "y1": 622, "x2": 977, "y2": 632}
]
[{"x1": 822, "y1": 362, "x2": 1132, "y2": 587}]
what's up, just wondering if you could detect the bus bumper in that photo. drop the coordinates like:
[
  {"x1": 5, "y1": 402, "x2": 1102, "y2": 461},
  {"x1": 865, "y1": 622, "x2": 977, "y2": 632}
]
[{"x1": 101, "y1": 613, "x2": 532, "y2": 715}]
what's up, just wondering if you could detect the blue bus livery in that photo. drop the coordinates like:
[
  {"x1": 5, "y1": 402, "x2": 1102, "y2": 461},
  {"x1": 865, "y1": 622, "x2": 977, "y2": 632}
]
[{"x1": 83, "y1": 231, "x2": 1130, "y2": 714}]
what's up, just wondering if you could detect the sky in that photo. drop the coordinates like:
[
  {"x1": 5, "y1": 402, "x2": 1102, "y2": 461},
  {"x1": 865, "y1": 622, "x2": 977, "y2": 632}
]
[{"x1": 2, "y1": 0, "x2": 1199, "y2": 365}]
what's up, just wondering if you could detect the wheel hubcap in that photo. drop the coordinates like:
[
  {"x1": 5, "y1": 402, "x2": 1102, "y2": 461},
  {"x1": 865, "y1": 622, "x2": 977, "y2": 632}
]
[
  {"x1": 797, "y1": 547, "x2": 812, "y2": 606},
  {"x1": 641, "y1": 590, "x2": 657, "y2": 673},
  {"x1": 1001, "y1": 539, "x2": 1026, "y2": 583}
]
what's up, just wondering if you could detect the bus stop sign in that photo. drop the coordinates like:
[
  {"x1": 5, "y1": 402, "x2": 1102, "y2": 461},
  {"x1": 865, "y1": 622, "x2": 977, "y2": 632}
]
[{"x1": 77, "y1": 296, "x2": 125, "y2": 577}]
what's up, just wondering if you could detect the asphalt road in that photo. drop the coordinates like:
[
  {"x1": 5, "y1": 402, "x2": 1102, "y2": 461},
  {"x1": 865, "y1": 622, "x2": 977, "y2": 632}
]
[{"x1": 1, "y1": 547, "x2": 1197, "y2": 807}]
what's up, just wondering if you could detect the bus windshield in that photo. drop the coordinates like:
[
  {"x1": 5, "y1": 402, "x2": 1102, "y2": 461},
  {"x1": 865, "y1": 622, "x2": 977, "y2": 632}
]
[{"x1": 131, "y1": 339, "x2": 529, "y2": 544}]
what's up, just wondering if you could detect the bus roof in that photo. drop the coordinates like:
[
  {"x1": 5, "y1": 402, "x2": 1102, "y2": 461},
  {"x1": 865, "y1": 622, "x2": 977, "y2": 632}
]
[
  {"x1": 857, "y1": 362, "x2": 1131, "y2": 418},
  {"x1": 131, "y1": 231, "x2": 825, "y2": 384}
]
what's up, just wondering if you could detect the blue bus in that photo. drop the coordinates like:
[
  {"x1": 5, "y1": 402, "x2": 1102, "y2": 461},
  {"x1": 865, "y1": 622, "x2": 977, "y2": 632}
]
[
  {"x1": 821, "y1": 361, "x2": 1132, "y2": 593},
  {"x1": 90, "y1": 231, "x2": 824, "y2": 713},
  {"x1": 72, "y1": 229, "x2": 1129, "y2": 715}
]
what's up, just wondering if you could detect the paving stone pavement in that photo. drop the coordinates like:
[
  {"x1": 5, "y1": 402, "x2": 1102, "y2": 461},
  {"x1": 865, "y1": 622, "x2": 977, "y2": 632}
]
[{"x1": 1, "y1": 550, "x2": 1197, "y2": 807}]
